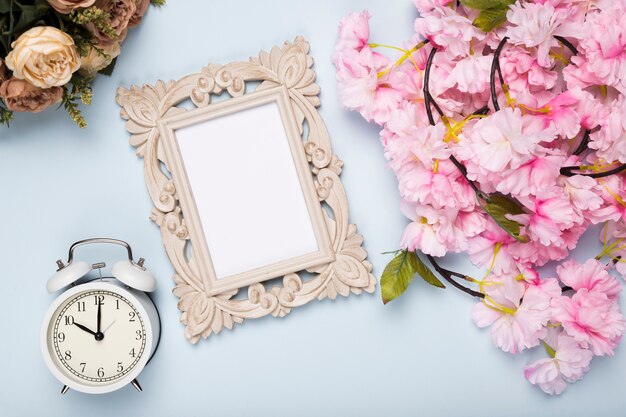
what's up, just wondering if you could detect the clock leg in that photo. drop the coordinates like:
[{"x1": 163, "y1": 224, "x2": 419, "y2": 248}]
[
  {"x1": 131, "y1": 379, "x2": 142, "y2": 392},
  {"x1": 61, "y1": 385, "x2": 70, "y2": 395}
]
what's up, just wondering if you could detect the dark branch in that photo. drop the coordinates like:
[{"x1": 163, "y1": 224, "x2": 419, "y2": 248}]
[
  {"x1": 554, "y1": 35, "x2": 578, "y2": 55},
  {"x1": 573, "y1": 129, "x2": 591, "y2": 156},
  {"x1": 424, "y1": 46, "x2": 439, "y2": 126},
  {"x1": 560, "y1": 163, "x2": 626, "y2": 178},
  {"x1": 490, "y1": 36, "x2": 509, "y2": 112},
  {"x1": 427, "y1": 255, "x2": 484, "y2": 299}
]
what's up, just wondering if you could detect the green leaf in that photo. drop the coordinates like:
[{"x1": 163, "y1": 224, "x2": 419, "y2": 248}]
[
  {"x1": 472, "y1": 7, "x2": 510, "y2": 32},
  {"x1": 459, "y1": 0, "x2": 515, "y2": 10},
  {"x1": 415, "y1": 255, "x2": 445, "y2": 289},
  {"x1": 0, "y1": 2, "x2": 13, "y2": 13},
  {"x1": 12, "y1": 0, "x2": 51, "y2": 34},
  {"x1": 487, "y1": 194, "x2": 525, "y2": 215},
  {"x1": 481, "y1": 194, "x2": 529, "y2": 243},
  {"x1": 0, "y1": 105, "x2": 14, "y2": 127},
  {"x1": 380, "y1": 251, "x2": 444, "y2": 304}
]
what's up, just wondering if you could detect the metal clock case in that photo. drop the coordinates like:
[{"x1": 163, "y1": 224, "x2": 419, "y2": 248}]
[{"x1": 41, "y1": 238, "x2": 161, "y2": 395}]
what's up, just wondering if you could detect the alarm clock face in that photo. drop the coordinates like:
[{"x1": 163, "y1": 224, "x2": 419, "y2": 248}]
[{"x1": 42, "y1": 283, "x2": 152, "y2": 393}]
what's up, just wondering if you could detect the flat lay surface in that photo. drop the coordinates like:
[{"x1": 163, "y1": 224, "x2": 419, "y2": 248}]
[{"x1": 1, "y1": 0, "x2": 624, "y2": 416}]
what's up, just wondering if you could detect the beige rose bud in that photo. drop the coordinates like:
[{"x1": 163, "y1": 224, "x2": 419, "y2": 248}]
[
  {"x1": 79, "y1": 41, "x2": 121, "y2": 77},
  {"x1": 86, "y1": 0, "x2": 137, "y2": 44},
  {"x1": 46, "y1": 0, "x2": 96, "y2": 14},
  {"x1": 0, "y1": 77, "x2": 63, "y2": 113},
  {"x1": 5, "y1": 26, "x2": 81, "y2": 89}
]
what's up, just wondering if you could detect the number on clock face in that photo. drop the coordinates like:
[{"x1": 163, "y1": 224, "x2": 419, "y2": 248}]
[{"x1": 49, "y1": 290, "x2": 146, "y2": 384}]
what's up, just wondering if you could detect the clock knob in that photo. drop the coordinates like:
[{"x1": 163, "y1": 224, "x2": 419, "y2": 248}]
[
  {"x1": 111, "y1": 260, "x2": 157, "y2": 292},
  {"x1": 46, "y1": 261, "x2": 91, "y2": 293}
]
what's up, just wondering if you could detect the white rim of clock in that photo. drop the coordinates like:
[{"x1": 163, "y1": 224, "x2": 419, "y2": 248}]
[{"x1": 40, "y1": 281, "x2": 154, "y2": 394}]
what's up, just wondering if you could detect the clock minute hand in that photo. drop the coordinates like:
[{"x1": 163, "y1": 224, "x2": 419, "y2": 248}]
[
  {"x1": 95, "y1": 299, "x2": 104, "y2": 341},
  {"x1": 73, "y1": 321, "x2": 97, "y2": 336},
  {"x1": 97, "y1": 298, "x2": 102, "y2": 334}
]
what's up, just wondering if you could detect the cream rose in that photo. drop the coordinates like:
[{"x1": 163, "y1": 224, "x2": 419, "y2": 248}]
[
  {"x1": 5, "y1": 26, "x2": 81, "y2": 89},
  {"x1": 46, "y1": 0, "x2": 96, "y2": 14},
  {"x1": 79, "y1": 42, "x2": 121, "y2": 77}
]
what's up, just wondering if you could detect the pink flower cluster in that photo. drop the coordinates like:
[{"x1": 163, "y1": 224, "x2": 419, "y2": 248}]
[
  {"x1": 334, "y1": 0, "x2": 626, "y2": 395},
  {"x1": 473, "y1": 259, "x2": 623, "y2": 394}
]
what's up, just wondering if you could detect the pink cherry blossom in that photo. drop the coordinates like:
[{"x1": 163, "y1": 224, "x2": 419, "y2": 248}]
[
  {"x1": 444, "y1": 54, "x2": 491, "y2": 94},
  {"x1": 551, "y1": 289, "x2": 625, "y2": 356},
  {"x1": 400, "y1": 201, "x2": 448, "y2": 256},
  {"x1": 533, "y1": 89, "x2": 582, "y2": 139},
  {"x1": 472, "y1": 274, "x2": 554, "y2": 353},
  {"x1": 505, "y1": 1, "x2": 581, "y2": 68},
  {"x1": 524, "y1": 328, "x2": 593, "y2": 395},
  {"x1": 414, "y1": 7, "x2": 483, "y2": 59},
  {"x1": 589, "y1": 97, "x2": 626, "y2": 164},
  {"x1": 575, "y1": 4, "x2": 626, "y2": 94},
  {"x1": 397, "y1": 158, "x2": 475, "y2": 210},
  {"x1": 334, "y1": 2, "x2": 626, "y2": 395},
  {"x1": 333, "y1": 11, "x2": 371, "y2": 60},
  {"x1": 499, "y1": 45, "x2": 558, "y2": 94},
  {"x1": 460, "y1": 107, "x2": 557, "y2": 173},
  {"x1": 509, "y1": 190, "x2": 576, "y2": 246},
  {"x1": 558, "y1": 174, "x2": 603, "y2": 213},
  {"x1": 334, "y1": 47, "x2": 401, "y2": 125},
  {"x1": 496, "y1": 154, "x2": 563, "y2": 198},
  {"x1": 557, "y1": 259, "x2": 621, "y2": 299},
  {"x1": 468, "y1": 220, "x2": 518, "y2": 274}
]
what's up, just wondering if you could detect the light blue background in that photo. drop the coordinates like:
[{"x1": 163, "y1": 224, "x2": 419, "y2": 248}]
[{"x1": 0, "y1": 1, "x2": 624, "y2": 416}]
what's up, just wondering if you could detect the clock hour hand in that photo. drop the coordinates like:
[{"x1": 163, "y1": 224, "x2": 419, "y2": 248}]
[{"x1": 73, "y1": 321, "x2": 97, "y2": 336}]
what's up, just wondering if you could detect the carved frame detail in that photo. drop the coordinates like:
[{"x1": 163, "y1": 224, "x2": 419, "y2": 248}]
[{"x1": 116, "y1": 36, "x2": 376, "y2": 343}]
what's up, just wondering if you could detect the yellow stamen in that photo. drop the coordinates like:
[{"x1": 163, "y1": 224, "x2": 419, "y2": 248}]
[
  {"x1": 483, "y1": 295, "x2": 517, "y2": 315},
  {"x1": 549, "y1": 49, "x2": 569, "y2": 66},
  {"x1": 542, "y1": 341, "x2": 556, "y2": 358},
  {"x1": 600, "y1": 85, "x2": 608, "y2": 98},
  {"x1": 432, "y1": 159, "x2": 439, "y2": 174},
  {"x1": 373, "y1": 41, "x2": 428, "y2": 78},
  {"x1": 482, "y1": 242, "x2": 502, "y2": 281},
  {"x1": 502, "y1": 83, "x2": 551, "y2": 114},
  {"x1": 442, "y1": 113, "x2": 487, "y2": 143},
  {"x1": 599, "y1": 178, "x2": 626, "y2": 209}
]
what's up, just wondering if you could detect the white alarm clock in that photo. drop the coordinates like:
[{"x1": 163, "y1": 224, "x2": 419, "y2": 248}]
[{"x1": 41, "y1": 238, "x2": 161, "y2": 395}]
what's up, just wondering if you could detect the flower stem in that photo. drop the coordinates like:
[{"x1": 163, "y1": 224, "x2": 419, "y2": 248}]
[
  {"x1": 426, "y1": 255, "x2": 485, "y2": 298},
  {"x1": 423, "y1": 46, "x2": 440, "y2": 125},
  {"x1": 554, "y1": 35, "x2": 578, "y2": 55},
  {"x1": 560, "y1": 163, "x2": 626, "y2": 178},
  {"x1": 572, "y1": 129, "x2": 591, "y2": 156},
  {"x1": 542, "y1": 340, "x2": 557, "y2": 358},
  {"x1": 490, "y1": 37, "x2": 508, "y2": 112}
]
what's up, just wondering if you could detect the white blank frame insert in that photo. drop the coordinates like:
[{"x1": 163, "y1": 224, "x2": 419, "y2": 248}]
[{"x1": 158, "y1": 87, "x2": 333, "y2": 295}]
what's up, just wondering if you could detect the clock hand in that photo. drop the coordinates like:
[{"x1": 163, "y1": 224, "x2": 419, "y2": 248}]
[
  {"x1": 102, "y1": 320, "x2": 116, "y2": 334},
  {"x1": 94, "y1": 298, "x2": 104, "y2": 341},
  {"x1": 73, "y1": 321, "x2": 97, "y2": 336},
  {"x1": 97, "y1": 298, "x2": 102, "y2": 334}
]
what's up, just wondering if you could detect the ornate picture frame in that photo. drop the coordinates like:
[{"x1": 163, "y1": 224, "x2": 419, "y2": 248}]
[{"x1": 116, "y1": 37, "x2": 375, "y2": 343}]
